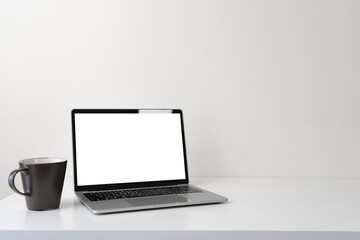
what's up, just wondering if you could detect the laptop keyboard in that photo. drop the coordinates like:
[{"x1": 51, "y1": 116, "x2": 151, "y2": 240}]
[{"x1": 84, "y1": 185, "x2": 202, "y2": 201}]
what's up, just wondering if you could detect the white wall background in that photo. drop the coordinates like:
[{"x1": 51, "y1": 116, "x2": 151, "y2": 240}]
[{"x1": 1, "y1": 0, "x2": 359, "y2": 200}]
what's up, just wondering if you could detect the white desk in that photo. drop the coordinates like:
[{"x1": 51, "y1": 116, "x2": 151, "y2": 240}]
[{"x1": 1, "y1": 177, "x2": 360, "y2": 240}]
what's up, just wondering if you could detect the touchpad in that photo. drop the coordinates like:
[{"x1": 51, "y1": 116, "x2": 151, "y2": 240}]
[{"x1": 127, "y1": 195, "x2": 188, "y2": 207}]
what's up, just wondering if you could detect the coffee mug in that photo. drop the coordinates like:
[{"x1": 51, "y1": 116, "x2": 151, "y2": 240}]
[{"x1": 8, "y1": 157, "x2": 67, "y2": 211}]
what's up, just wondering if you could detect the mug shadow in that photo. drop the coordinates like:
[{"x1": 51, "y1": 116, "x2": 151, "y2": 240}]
[{"x1": 59, "y1": 198, "x2": 79, "y2": 209}]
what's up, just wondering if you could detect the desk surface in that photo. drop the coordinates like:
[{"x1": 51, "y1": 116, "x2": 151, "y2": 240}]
[{"x1": 1, "y1": 177, "x2": 360, "y2": 238}]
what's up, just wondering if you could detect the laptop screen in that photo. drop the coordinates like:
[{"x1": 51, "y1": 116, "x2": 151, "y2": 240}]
[{"x1": 72, "y1": 109, "x2": 188, "y2": 189}]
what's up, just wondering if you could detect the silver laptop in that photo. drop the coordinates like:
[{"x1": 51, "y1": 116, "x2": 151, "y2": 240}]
[{"x1": 71, "y1": 109, "x2": 227, "y2": 214}]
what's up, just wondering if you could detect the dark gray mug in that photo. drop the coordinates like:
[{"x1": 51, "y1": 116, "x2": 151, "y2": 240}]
[{"x1": 8, "y1": 157, "x2": 67, "y2": 211}]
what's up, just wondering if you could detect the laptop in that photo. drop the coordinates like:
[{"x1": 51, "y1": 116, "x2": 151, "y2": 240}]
[{"x1": 71, "y1": 109, "x2": 227, "y2": 214}]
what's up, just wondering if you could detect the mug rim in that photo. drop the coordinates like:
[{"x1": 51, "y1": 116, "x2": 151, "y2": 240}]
[{"x1": 19, "y1": 157, "x2": 67, "y2": 165}]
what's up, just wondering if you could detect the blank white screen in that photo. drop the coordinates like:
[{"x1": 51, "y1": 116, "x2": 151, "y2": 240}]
[{"x1": 75, "y1": 113, "x2": 186, "y2": 186}]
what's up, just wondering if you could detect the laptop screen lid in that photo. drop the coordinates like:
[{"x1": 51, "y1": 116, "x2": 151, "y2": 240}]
[{"x1": 72, "y1": 109, "x2": 189, "y2": 192}]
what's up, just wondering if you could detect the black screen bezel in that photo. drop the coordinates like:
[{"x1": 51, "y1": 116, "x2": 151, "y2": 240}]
[{"x1": 71, "y1": 109, "x2": 189, "y2": 192}]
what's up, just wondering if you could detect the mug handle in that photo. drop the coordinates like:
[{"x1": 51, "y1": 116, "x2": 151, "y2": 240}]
[{"x1": 8, "y1": 168, "x2": 30, "y2": 196}]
